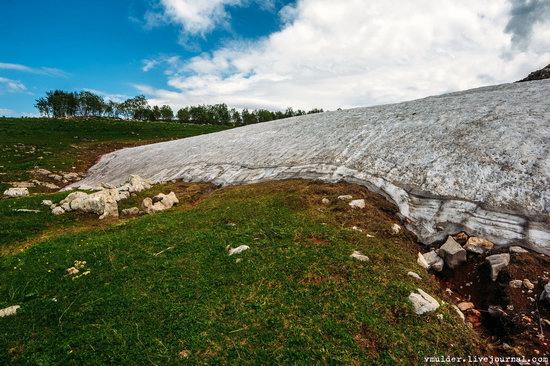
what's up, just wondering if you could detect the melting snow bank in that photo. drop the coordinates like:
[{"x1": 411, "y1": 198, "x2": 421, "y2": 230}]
[{"x1": 70, "y1": 80, "x2": 550, "y2": 254}]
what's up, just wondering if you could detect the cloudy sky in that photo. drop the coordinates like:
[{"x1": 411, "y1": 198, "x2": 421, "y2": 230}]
[{"x1": 1, "y1": 0, "x2": 549, "y2": 116}]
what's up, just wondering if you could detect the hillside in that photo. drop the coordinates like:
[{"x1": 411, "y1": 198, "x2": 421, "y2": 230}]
[
  {"x1": 73, "y1": 80, "x2": 550, "y2": 255},
  {"x1": 0, "y1": 118, "x2": 229, "y2": 193}
]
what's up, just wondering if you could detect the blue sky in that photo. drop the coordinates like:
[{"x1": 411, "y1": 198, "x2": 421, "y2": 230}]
[{"x1": 1, "y1": 0, "x2": 549, "y2": 116}]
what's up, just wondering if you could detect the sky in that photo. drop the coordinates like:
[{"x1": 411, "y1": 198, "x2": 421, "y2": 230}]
[{"x1": 1, "y1": 0, "x2": 549, "y2": 117}]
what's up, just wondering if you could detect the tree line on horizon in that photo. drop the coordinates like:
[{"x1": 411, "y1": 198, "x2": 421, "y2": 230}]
[{"x1": 34, "y1": 90, "x2": 324, "y2": 125}]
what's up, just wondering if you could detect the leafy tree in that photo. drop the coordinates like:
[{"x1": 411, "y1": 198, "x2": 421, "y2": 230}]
[
  {"x1": 78, "y1": 91, "x2": 105, "y2": 117},
  {"x1": 34, "y1": 97, "x2": 51, "y2": 117},
  {"x1": 230, "y1": 108, "x2": 242, "y2": 125},
  {"x1": 241, "y1": 109, "x2": 257, "y2": 125},
  {"x1": 159, "y1": 105, "x2": 174, "y2": 121},
  {"x1": 176, "y1": 107, "x2": 191, "y2": 123}
]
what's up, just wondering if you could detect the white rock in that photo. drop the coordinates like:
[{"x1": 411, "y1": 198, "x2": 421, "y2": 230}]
[
  {"x1": 509, "y1": 246, "x2": 529, "y2": 254},
  {"x1": 3, "y1": 188, "x2": 29, "y2": 198},
  {"x1": 13, "y1": 209, "x2": 40, "y2": 213},
  {"x1": 51, "y1": 206, "x2": 65, "y2": 215},
  {"x1": 349, "y1": 199, "x2": 365, "y2": 209},
  {"x1": 60, "y1": 190, "x2": 119, "y2": 219},
  {"x1": 350, "y1": 250, "x2": 369, "y2": 262},
  {"x1": 142, "y1": 192, "x2": 179, "y2": 214},
  {"x1": 69, "y1": 80, "x2": 550, "y2": 255},
  {"x1": 417, "y1": 252, "x2": 430, "y2": 270},
  {"x1": 486, "y1": 253, "x2": 510, "y2": 281},
  {"x1": 509, "y1": 279, "x2": 523, "y2": 289},
  {"x1": 391, "y1": 224, "x2": 401, "y2": 235},
  {"x1": 121, "y1": 207, "x2": 140, "y2": 216},
  {"x1": 227, "y1": 245, "x2": 250, "y2": 256},
  {"x1": 438, "y1": 236, "x2": 467, "y2": 269},
  {"x1": 338, "y1": 195, "x2": 353, "y2": 201},
  {"x1": 41, "y1": 199, "x2": 53, "y2": 206},
  {"x1": 321, "y1": 198, "x2": 330, "y2": 205},
  {"x1": 407, "y1": 271, "x2": 422, "y2": 280},
  {"x1": 122, "y1": 174, "x2": 152, "y2": 193},
  {"x1": 423, "y1": 250, "x2": 444, "y2": 272},
  {"x1": 408, "y1": 289, "x2": 439, "y2": 314},
  {"x1": 0, "y1": 305, "x2": 20, "y2": 318}
]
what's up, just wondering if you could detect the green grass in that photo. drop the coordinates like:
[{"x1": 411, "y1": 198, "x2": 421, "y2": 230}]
[
  {"x1": 0, "y1": 180, "x2": 483, "y2": 365},
  {"x1": 0, "y1": 118, "x2": 229, "y2": 192}
]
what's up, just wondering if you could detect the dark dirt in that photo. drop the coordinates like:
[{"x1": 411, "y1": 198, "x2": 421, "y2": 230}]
[{"x1": 429, "y1": 235, "x2": 550, "y2": 363}]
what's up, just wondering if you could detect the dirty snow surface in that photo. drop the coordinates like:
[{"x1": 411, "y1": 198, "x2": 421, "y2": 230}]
[{"x1": 74, "y1": 80, "x2": 550, "y2": 253}]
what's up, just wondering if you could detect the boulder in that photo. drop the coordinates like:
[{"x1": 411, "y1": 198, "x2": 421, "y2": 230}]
[
  {"x1": 349, "y1": 199, "x2": 365, "y2": 209},
  {"x1": 422, "y1": 250, "x2": 444, "y2": 272},
  {"x1": 141, "y1": 192, "x2": 179, "y2": 214},
  {"x1": 51, "y1": 206, "x2": 65, "y2": 215},
  {"x1": 120, "y1": 174, "x2": 152, "y2": 193},
  {"x1": 321, "y1": 198, "x2": 330, "y2": 205},
  {"x1": 509, "y1": 246, "x2": 528, "y2": 254},
  {"x1": 417, "y1": 252, "x2": 429, "y2": 270},
  {"x1": 3, "y1": 188, "x2": 29, "y2": 198},
  {"x1": 41, "y1": 199, "x2": 53, "y2": 206},
  {"x1": 438, "y1": 236, "x2": 467, "y2": 269},
  {"x1": 121, "y1": 207, "x2": 140, "y2": 216},
  {"x1": 350, "y1": 250, "x2": 369, "y2": 262},
  {"x1": 486, "y1": 253, "x2": 510, "y2": 281},
  {"x1": 464, "y1": 237, "x2": 494, "y2": 254},
  {"x1": 408, "y1": 289, "x2": 439, "y2": 314},
  {"x1": 60, "y1": 190, "x2": 119, "y2": 219},
  {"x1": 452, "y1": 305, "x2": 465, "y2": 322},
  {"x1": 0, "y1": 305, "x2": 20, "y2": 318}
]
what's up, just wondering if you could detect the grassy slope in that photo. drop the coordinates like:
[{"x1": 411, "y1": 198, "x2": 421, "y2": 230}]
[
  {"x1": 0, "y1": 180, "x2": 483, "y2": 365},
  {"x1": 0, "y1": 118, "x2": 229, "y2": 192}
]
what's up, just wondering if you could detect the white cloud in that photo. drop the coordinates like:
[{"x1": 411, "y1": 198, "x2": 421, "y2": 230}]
[
  {"x1": 0, "y1": 62, "x2": 68, "y2": 77},
  {"x1": 0, "y1": 77, "x2": 27, "y2": 93},
  {"x1": 141, "y1": 0, "x2": 550, "y2": 111},
  {"x1": 146, "y1": 0, "x2": 274, "y2": 37}
]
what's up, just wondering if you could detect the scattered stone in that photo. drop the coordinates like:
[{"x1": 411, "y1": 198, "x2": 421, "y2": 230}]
[
  {"x1": 417, "y1": 252, "x2": 430, "y2": 270},
  {"x1": 523, "y1": 279, "x2": 535, "y2": 290},
  {"x1": 452, "y1": 231, "x2": 469, "y2": 245},
  {"x1": 351, "y1": 226, "x2": 363, "y2": 232},
  {"x1": 33, "y1": 168, "x2": 52, "y2": 176},
  {"x1": 227, "y1": 245, "x2": 250, "y2": 256},
  {"x1": 509, "y1": 246, "x2": 529, "y2": 254},
  {"x1": 13, "y1": 209, "x2": 40, "y2": 213},
  {"x1": 436, "y1": 314, "x2": 444, "y2": 320},
  {"x1": 408, "y1": 289, "x2": 439, "y2": 314},
  {"x1": 452, "y1": 305, "x2": 465, "y2": 322},
  {"x1": 457, "y1": 302, "x2": 475, "y2": 312},
  {"x1": 407, "y1": 271, "x2": 422, "y2": 280},
  {"x1": 438, "y1": 236, "x2": 467, "y2": 269},
  {"x1": 122, "y1": 175, "x2": 152, "y2": 193},
  {"x1": 66, "y1": 267, "x2": 79, "y2": 275},
  {"x1": 337, "y1": 195, "x2": 353, "y2": 201},
  {"x1": 3, "y1": 187, "x2": 29, "y2": 198},
  {"x1": 121, "y1": 207, "x2": 140, "y2": 216},
  {"x1": 49, "y1": 174, "x2": 63, "y2": 181},
  {"x1": 63, "y1": 172, "x2": 79, "y2": 181},
  {"x1": 41, "y1": 199, "x2": 53, "y2": 206},
  {"x1": 350, "y1": 250, "x2": 369, "y2": 262},
  {"x1": 487, "y1": 305, "x2": 507, "y2": 318},
  {"x1": 509, "y1": 280, "x2": 523, "y2": 289},
  {"x1": 423, "y1": 251, "x2": 444, "y2": 272},
  {"x1": 391, "y1": 223, "x2": 401, "y2": 235},
  {"x1": 51, "y1": 206, "x2": 65, "y2": 215},
  {"x1": 0, "y1": 305, "x2": 20, "y2": 318},
  {"x1": 486, "y1": 253, "x2": 510, "y2": 281},
  {"x1": 349, "y1": 199, "x2": 365, "y2": 209},
  {"x1": 464, "y1": 237, "x2": 494, "y2": 255},
  {"x1": 9, "y1": 181, "x2": 35, "y2": 188},
  {"x1": 321, "y1": 198, "x2": 330, "y2": 205}
]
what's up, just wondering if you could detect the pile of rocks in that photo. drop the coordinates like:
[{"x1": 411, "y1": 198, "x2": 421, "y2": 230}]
[
  {"x1": 48, "y1": 175, "x2": 153, "y2": 219},
  {"x1": 141, "y1": 192, "x2": 179, "y2": 214},
  {"x1": 417, "y1": 232, "x2": 525, "y2": 282}
]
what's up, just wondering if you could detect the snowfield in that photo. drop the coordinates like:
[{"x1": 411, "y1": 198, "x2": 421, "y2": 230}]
[{"x1": 73, "y1": 80, "x2": 550, "y2": 254}]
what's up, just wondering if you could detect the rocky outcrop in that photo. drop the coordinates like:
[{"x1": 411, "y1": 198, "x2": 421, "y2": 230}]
[
  {"x1": 518, "y1": 63, "x2": 550, "y2": 82},
  {"x1": 70, "y1": 80, "x2": 550, "y2": 254}
]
